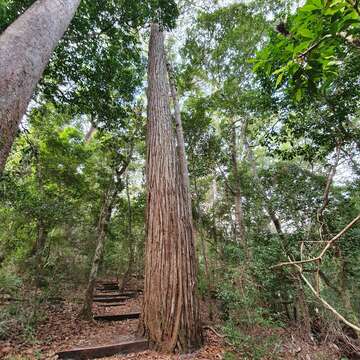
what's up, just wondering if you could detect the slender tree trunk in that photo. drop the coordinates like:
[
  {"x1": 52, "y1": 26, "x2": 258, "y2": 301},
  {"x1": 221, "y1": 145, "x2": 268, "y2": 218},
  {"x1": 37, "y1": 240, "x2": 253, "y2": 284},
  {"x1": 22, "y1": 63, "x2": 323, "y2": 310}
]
[
  {"x1": 34, "y1": 220, "x2": 48, "y2": 288},
  {"x1": 0, "y1": 0, "x2": 81, "y2": 173},
  {"x1": 140, "y1": 23, "x2": 201, "y2": 353},
  {"x1": 79, "y1": 152, "x2": 130, "y2": 320},
  {"x1": 244, "y1": 131, "x2": 284, "y2": 237},
  {"x1": 33, "y1": 156, "x2": 47, "y2": 287},
  {"x1": 194, "y1": 178, "x2": 214, "y2": 320},
  {"x1": 121, "y1": 173, "x2": 135, "y2": 292},
  {"x1": 79, "y1": 185, "x2": 115, "y2": 320},
  {"x1": 166, "y1": 60, "x2": 192, "y2": 212}
]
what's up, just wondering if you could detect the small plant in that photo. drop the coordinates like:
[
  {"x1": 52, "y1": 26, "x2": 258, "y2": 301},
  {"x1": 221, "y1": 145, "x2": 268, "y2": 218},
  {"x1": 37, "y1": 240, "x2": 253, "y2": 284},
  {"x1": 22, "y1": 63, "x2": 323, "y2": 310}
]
[
  {"x1": 0, "y1": 269, "x2": 22, "y2": 295},
  {"x1": 224, "y1": 352, "x2": 237, "y2": 360},
  {"x1": 223, "y1": 320, "x2": 281, "y2": 360}
]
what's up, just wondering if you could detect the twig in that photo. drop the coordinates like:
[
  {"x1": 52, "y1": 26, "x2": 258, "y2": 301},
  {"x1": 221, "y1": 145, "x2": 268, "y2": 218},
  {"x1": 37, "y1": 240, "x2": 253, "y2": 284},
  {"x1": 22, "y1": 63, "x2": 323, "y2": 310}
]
[
  {"x1": 271, "y1": 213, "x2": 360, "y2": 269},
  {"x1": 298, "y1": 34, "x2": 332, "y2": 59}
]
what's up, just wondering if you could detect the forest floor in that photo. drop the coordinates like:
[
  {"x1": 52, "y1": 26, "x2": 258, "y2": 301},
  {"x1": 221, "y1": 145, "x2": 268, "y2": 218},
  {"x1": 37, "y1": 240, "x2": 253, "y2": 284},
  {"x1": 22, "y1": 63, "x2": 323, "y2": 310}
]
[{"x1": 0, "y1": 282, "x2": 341, "y2": 360}]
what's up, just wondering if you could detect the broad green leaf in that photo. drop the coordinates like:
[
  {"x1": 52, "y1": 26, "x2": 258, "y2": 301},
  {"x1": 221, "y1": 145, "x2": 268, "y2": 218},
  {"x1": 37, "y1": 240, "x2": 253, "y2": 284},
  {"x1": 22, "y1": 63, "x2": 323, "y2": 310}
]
[{"x1": 299, "y1": 28, "x2": 315, "y2": 38}]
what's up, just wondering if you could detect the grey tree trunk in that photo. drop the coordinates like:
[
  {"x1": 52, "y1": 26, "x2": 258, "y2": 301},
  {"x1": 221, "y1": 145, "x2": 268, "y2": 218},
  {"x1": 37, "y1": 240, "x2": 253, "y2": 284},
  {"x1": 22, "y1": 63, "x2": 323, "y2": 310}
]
[
  {"x1": 140, "y1": 23, "x2": 201, "y2": 353},
  {"x1": 85, "y1": 125, "x2": 96, "y2": 143},
  {"x1": 0, "y1": 0, "x2": 81, "y2": 173}
]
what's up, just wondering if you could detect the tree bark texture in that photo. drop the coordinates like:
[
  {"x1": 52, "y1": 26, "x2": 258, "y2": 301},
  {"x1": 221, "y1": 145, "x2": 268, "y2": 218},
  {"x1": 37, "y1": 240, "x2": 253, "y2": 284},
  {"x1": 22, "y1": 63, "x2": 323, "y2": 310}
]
[
  {"x1": 0, "y1": 0, "x2": 81, "y2": 173},
  {"x1": 140, "y1": 23, "x2": 201, "y2": 353}
]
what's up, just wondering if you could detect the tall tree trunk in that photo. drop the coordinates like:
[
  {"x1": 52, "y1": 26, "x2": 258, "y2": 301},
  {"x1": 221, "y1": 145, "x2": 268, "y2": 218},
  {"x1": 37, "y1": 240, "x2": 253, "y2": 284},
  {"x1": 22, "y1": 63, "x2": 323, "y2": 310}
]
[
  {"x1": 79, "y1": 184, "x2": 116, "y2": 320},
  {"x1": 0, "y1": 0, "x2": 81, "y2": 173},
  {"x1": 140, "y1": 23, "x2": 201, "y2": 353},
  {"x1": 230, "y1": 122, "x2": 246, "y2": 248}
]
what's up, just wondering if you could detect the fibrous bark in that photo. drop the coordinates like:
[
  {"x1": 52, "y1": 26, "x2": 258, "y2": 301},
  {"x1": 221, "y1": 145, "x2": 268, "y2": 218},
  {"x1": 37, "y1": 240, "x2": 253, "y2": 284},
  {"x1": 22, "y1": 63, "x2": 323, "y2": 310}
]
[
  {"x1": 140, "y1": 23, "x2": 201, "y2": 353},
  {"x1": 0, "y1": 0, "x2": 80, "y2": 173}
]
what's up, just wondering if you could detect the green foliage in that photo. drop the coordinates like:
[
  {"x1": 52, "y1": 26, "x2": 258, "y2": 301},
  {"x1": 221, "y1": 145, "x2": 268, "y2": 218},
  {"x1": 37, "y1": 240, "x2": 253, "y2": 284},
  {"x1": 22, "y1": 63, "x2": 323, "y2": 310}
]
[
  {"x1": 254, "y1": 0, "x2": 360, "y2": 99},
  {"x1": 0, "y1": 269, "x2": 22, "y2": 295},
  {"x1": 223, "y1": 320, "x2": 281, "y2": 360}
]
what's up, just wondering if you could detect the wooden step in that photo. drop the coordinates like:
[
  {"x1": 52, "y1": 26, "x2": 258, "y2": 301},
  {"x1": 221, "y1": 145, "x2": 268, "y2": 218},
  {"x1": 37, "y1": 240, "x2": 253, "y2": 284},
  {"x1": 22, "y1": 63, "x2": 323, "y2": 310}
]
[
  {"x1": 57, "y1": 338, "x2": 148, "y2": 359},
  {"x1": 93, "y1": 294, "x2": 126, "y2": 299},
  {"x1": 98, "y1": 282, "x2": 118, "y2": 286},
  {"x1": 93, "y1": 296, "x2": 129, "y2": 303},
  {"x1": 96, "y1": 286, "x2": 119, "y2": 291},
  {"x1": 98, "y1": 303, "x2": 125, "y2": 307},
  {"x1": 93, "y1": 312, "x2": 141, "y2": 322},
  {"x1": 96, "y1": 290, "x2": 140, "y2": 298},
  {"x1": 94, "y1": 292, "x2": 137, "y2": 299},
  {"x1": 118, "y1": 291, "x2": 139, "y2": 298},
  {"x1": 96, "y1": 287, "x2": 119, "y2": 292}
]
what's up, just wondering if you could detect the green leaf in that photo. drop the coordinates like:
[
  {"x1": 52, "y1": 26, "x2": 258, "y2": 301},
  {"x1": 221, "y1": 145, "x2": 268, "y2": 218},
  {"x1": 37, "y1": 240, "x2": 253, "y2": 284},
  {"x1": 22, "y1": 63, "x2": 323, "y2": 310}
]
[
  {"x1": 295, "y1": 87, "x2": 303, "y2": 102},
  {"x1": 275, "y1": 72, "x2": 284, "y2": 88},
  {"x1": 299, "y1": 28, "x2": 315, "y2": 38},
  {"x1": 300, "y1": 4, "x2": 320, "y2": 12}
]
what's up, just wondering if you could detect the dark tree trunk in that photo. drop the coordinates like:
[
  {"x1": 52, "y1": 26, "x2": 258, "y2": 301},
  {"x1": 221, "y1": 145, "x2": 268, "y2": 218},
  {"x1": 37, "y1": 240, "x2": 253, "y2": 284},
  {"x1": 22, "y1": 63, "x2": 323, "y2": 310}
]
[
  {"x1": 0, "y1": 0, "x2": 80, "y2": 173},
  {"x1": 140, "y1": 23, "x2": 201, "y2": 353}
]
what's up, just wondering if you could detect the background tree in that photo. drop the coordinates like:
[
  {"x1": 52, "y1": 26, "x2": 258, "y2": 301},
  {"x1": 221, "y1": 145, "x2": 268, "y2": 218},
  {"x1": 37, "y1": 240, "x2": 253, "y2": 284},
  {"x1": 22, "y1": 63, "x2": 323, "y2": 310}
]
[{"x1": 0, "y1": 0, "x2": 81, "y2": 172}]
